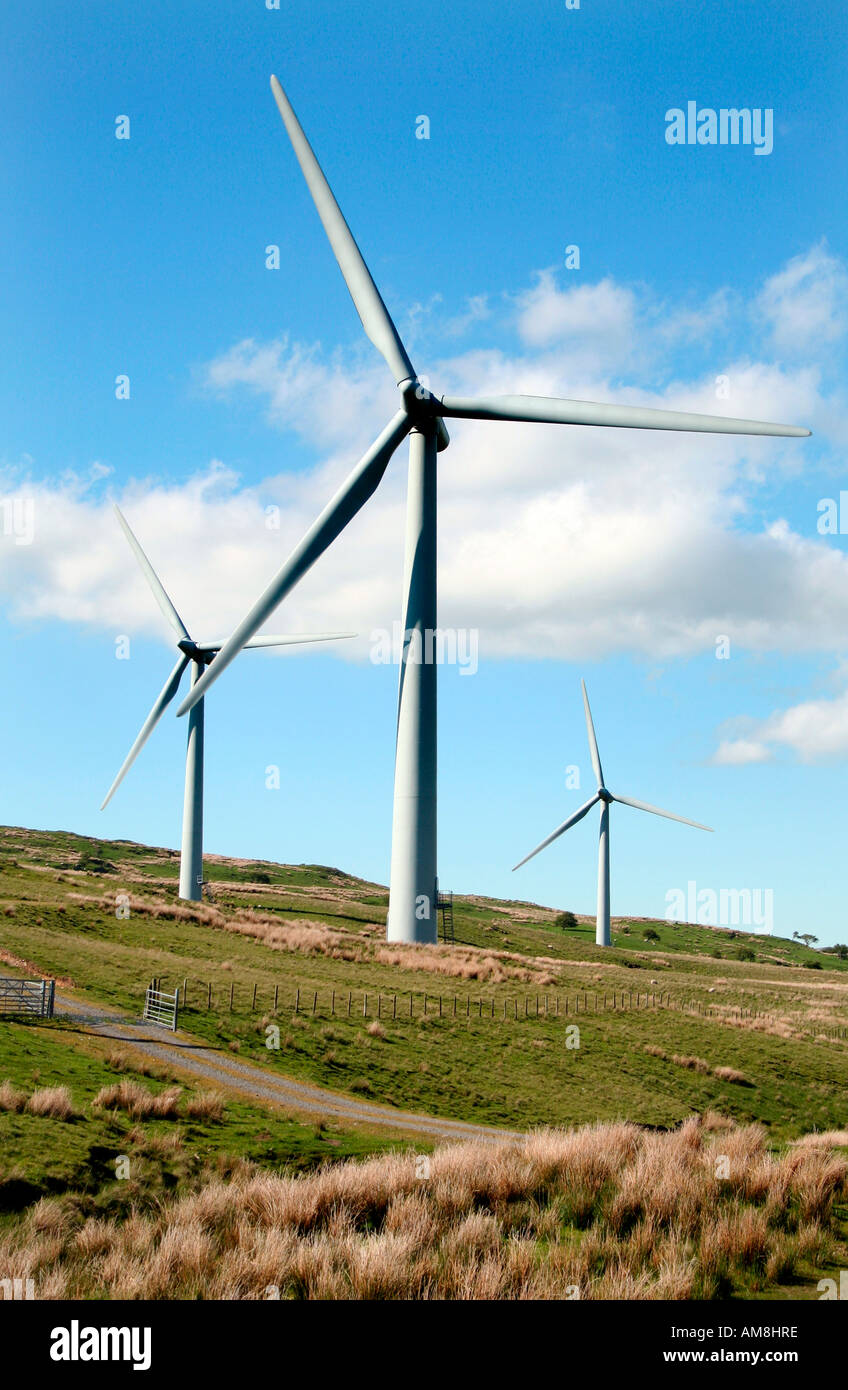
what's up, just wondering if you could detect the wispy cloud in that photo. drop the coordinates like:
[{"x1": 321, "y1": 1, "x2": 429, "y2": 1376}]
[{"x1": 756, "y1": 240, "x2": 848, "y2": 356}]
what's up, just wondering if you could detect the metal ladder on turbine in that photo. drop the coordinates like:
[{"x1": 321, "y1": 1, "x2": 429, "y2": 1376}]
[{"x1": 436, "y1": 885, "x2": 454, "y2": 943}]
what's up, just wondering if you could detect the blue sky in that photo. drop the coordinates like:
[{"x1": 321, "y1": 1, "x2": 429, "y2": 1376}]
[{"x1": 2, "y1": 1, "x2": 847, "y2": 943}]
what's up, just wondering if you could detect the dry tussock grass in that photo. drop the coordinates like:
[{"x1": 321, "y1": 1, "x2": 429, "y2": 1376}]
[
  {"x1": 644, "y1": 1051, "x2": 752, "y2": 1086},
  {"x1": 92, "y1": 1080, "x2": 183, "y2": 1120},
  {"x1": 25, "y1": 1086, "x2": 74, "y2": 1120},
  {"x1": 4, "y1": 1116, "x2": 844, "y2": 1300},
  {"x1": 71, "y1": 887, "x2": 558, "y2": 984},
  {"x1": 792, "y1": 1130, "x2": 848, "y2": 1149},
  {"x1": 0, "y1": 1079, "x2": 28, "y2": 1112},
  {"x1": 713, "y1": 1066, "x2": 749, "y2": 1085},
  {"x1": 672, "y1": 1054, "x2": 712, "y2": 1074},
  {"x1": 185, "y1": 1091, "x2": 226, "y2": 1122}
]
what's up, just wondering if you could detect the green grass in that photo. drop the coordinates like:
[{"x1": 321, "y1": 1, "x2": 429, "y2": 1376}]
[
  {"x1": 1, "y1": 824, "x2": 846, "y2": 1140},
  {"x1": 1, "y1": 824, "x2": 847, "y2": 1302},
  {"x1": 0, "y1": 1015, "x2": 410, "y2": 1222}
]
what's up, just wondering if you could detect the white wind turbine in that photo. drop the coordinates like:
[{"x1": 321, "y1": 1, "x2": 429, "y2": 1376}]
[
  {"x1": 101, "y1": 505, "x2": 353, "y2": 900},
  {"x1": 513, "y1": 680, "x2": 712, "y2": 945},
  {"x1": 176, "y1": 74, "x2": 809, "y2": 945}
]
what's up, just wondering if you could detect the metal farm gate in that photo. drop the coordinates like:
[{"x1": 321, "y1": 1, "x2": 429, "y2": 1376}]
[
  {"x1": 0, "y1": 978, "x2": 55, "y2": 1018},
  {"x1": 143, "y1": 981, "x2": 179, "y2": 1032}
]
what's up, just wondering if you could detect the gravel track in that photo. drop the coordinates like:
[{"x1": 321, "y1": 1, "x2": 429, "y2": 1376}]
[{"x1": 55, "y1": 992, "x2": 521, "y2": 1145}]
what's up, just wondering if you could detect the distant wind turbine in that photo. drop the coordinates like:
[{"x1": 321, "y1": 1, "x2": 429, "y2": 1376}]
[
  {"x1": 177, "y1": 75, "x2": 809, "y2": 945},
  {"x1": 101, "y1": 505, "x2": 354, "y2": 900},
  {"x1": 513, "y1": 681, "x2": 713, "y2": 946}
]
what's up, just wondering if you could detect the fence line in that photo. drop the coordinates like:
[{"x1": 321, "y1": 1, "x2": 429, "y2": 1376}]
[{"x1": 163, "y1": 979, "x2": 848, "y2": 1042}]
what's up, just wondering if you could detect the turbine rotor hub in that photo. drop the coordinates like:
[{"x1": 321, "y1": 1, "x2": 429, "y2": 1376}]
[
  {"x1": 400, "y1": 381, "x2": 450, "y2": 450},
  {"x1": 177, "y1": 639, "x2": 210, "y2": 664},
  {"x1": 598, "y1": 787, "x2": 613, "y2": 803}
]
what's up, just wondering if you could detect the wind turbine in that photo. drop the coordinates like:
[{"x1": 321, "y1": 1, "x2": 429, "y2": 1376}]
[
  {"x1": 101, "y1": 505, "x2": 354, "y2": 901},
  {"x1": 513, "y1": 680, "x2": 712, "y2": 946},
  {"x1": 176, "y1": 74, "x2": 810, "y2": 946}
]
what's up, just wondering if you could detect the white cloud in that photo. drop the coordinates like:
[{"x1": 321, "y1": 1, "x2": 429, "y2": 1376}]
[
  {"x1": 714, "y1": 687, "x2": 848, "y2": 765},
  {"x1": 1, "y1": 251, "x2": 845, "y2": 672},
  {"x1": 515, "y1": 273, "x2": 636, "y2": 360},
  {"x1": 756, "y1": 241, "x2": 848, "y2": 355}
]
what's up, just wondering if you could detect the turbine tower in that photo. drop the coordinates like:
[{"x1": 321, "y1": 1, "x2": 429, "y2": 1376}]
[
  {"x1": 176, "y1": 75, "x2": 810, "y2": 946},
  {"x1": 513, "y1": 680, "x2": 712, "y2": 946},
  {"x1": 102, "y1": 505, "x2": 353, "y2": 900}
]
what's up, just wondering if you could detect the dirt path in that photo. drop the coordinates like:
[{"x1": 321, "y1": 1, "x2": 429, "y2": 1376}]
[{"x1": 55, "y1": 991, "x2": 520, "y2": 1145}]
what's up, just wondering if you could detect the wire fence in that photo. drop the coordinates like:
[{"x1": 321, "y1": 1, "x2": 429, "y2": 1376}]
[{"x1": 160, "y1": 978, "x2": 848, "y2": 1042}]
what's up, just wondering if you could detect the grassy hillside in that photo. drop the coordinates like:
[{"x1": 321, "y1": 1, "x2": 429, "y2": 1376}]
[{"x1": 1, "y1": 825, "x2": 846, "y2": 1140}]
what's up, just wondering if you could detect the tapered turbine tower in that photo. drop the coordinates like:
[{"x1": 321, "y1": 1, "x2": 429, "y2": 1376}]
[
  {"x1": 102, "y1": 506, "x2": 353, "y2": 900},
  {"x1": 176, "y1": 76, "x2": 809, "y2": 946},
  {"x1": 513, "y1": 681, "x2": 712, "y2": 946}
]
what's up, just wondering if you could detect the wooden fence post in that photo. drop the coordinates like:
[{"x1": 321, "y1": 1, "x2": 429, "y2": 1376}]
[
  {"x1": 312, "y1": 991, "x2": 317, "y2": 1015},
  {"x1": 295, "y1": 987, "x2": 300, "y2": 1013},
  {"x1": 348, "y1": 991, "x2": 352, "y2": 1017},
  {"x1": 363, "y1": 993, "x2": 368, "y2": 1018},
  {"x1": 252, "y1": 983, "x2": 257, "y2": 1011},
  {"x1": 274, "y1": 984, "x2": 278, "y2": 1012},
  {"x1": 183, "y1": 978, "x2": 188, "y2": 1007},
  {"x1": 229, "y1": 983, "x2": 234, "y2": 1012},
  {"x1": 207, "y1": 982, "x2": 212, "y2": 1011},
  {"x1": 392, "y1": 995, "x2": 397, "y2": 1020}
]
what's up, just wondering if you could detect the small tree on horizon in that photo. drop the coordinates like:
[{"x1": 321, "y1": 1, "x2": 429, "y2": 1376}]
[{"x1": 554, "y1": 911, "x2": 578, "y2": 931}]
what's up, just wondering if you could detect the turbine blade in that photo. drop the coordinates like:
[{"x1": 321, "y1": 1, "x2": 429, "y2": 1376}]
[
  {"x1": 195, "y1": 633, "x2": 357, "y2": 651},
  {"x1": 114, "y1": 505, "x2": 190, "y2": 641},
  {"x1": 581, "y1": 679, "x2": 604, "y2": 788},
  {"x1": 437, "y1": 394, "x2": 811, "y2": 438},
  {"x1": 613, "y1": 793, "x2": 713, "y2": 832},
  {"x1": 177, "y1": 411, "x2": 412, "y2": 715},
  {"x1": 270, "y1": 75, "x2": 415, "y2": 388},
  {"x1": 512, "y1": 794, "x2": 600, "y2": 871},
  {"x1": 100, "y1": 655, "x2": 191, "y2": 809}
]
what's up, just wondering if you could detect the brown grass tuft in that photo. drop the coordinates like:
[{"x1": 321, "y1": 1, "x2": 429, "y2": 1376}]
[
  {"x1": 93, "y1": 1080, "x2": 183, "y2": 1119},
  {"x1": 25, "y1": 1086, "x2": 74, "y2": 1120},
  {"x1": 0, "y1": 1079, "x2": 28, "y2": 1112},
  {"x1": 185, "y1": 1091, "x2": 225, "y2": 1122}
]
